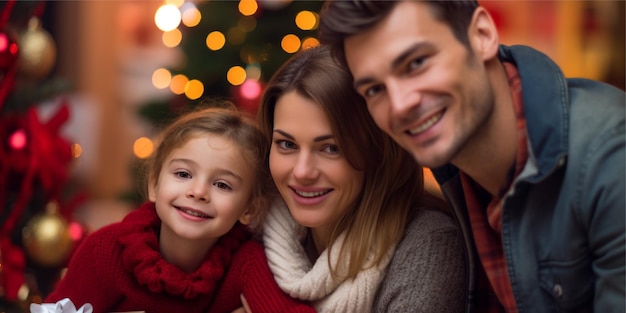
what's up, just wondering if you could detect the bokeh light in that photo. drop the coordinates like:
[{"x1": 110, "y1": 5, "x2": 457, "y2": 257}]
[
  {"x1": 295, "y1": 11, "x2": 318, "y2": 30},
  {"x1": 246, "y1": 63, "x2": 262, "y2": 80},
  {"x1": 152, "y1": 68, "x2": 172, "y2": 89},
  {"x1": 185, "y1": 79, "x2": 204, "y2": 100},
  {"x1": 240, "y1": 79, "x2": 262, "y2": 100},
  {"x1": 9, "y1": 129, "x2": 27, "y2": 150},
  {"x1": 281, "y1": 34, "x2": 301, "y2": 53},
  {"x1": 170, "y1": 74, "x2": 189, "y2": 95},
  {"x1": 162, "y1": 29, "x2": 182, "y2": 47},
  {"x1": 71, "y1": 143, "x2": 83, "y2": 158},
  {"x1": 68, "y1": 222, "x2": 84, "y2": 241},
  {"x1": 181, "y1": 3, "x2": 201, "y2": 27},
  {"x1": 227, "y1": 66, "x2": 247, "y2": 85},
  {"x1": 227, "y1": 27, "x2": 247, "y2": 45},
  {"x1": 206, "y1": 31, "x2": 226, "y2": 51},
  {"x1": 133, "y1": 137, "x2": 154, "y2": 159},
  {"x1": 155, "y1": 4, "x2": 181, "y2": 32},
  {"x1": 239, "y1": 0, "x2": 258, "y2": 16},
  {"x1": 301, "y1": 37, "x2": 320, "y2": 50},
  {"x1": 238, "y1": 16, "x2": 257, "y2": 32},
  {"x1": 165, "y1": 0, "x2": 184, "y2": 7}
]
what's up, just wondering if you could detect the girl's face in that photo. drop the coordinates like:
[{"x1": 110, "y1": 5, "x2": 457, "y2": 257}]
[
  {"x1": 269, "y1": 91, "x2": 365, "y2": 240},
  {"x1": 149, "y1": 134, "x2": 254, "y2": 247}
]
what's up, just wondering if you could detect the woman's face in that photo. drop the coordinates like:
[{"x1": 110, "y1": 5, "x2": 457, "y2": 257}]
[{"x1": 269, "y1": 91, "x2": 365, "y2": 239}]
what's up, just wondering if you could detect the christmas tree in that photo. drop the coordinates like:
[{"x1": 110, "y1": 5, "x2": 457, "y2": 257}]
[
  {"x1": 138, "y1": 0, "x2": 324, "y2": 125},
  {"x1": 0, "y1": 1, "x2": 85, "y2": 312}
]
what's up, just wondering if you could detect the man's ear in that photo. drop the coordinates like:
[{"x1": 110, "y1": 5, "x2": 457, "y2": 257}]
[{"x1": 468, "y1": 6, "x2": 499, "y2": 61}]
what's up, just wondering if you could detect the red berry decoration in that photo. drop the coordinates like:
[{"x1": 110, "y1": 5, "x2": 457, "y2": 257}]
[{"x1": 0, "y1": 29, "x2": 18, "y2": 72}]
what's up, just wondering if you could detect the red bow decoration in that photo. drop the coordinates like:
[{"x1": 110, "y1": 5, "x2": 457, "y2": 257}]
[{"x1": 0, "y1": 101, "x2": 73, "y2": 300}]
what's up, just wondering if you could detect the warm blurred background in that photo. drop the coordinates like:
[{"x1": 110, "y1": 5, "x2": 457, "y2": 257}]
[{"x1": 0, "y1": 0, "x2": 623, "y2": 311}]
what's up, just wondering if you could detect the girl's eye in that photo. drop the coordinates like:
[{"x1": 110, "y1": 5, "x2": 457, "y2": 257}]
[
  {"x1": 175, "y1": 171, "x2": 191, "y2": 179},
  {"x1": 275, "y1": 139, "x2": 297, "y2": 151},
  {"x1": 214, "y1": 181, "x2": 232, "y2": 190}
]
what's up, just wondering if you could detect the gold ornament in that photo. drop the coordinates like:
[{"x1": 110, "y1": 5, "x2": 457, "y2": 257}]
[
  {"x1": 17, "y1": 17, "x2": 57, "y2": 80},
  {"x1": 22, "y1": 202, "x2": 73, "y2": 267}
]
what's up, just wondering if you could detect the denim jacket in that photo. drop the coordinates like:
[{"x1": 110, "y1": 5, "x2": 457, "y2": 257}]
[{"x1": 433, "y1": 45, "x2": 625, "y2": 313}]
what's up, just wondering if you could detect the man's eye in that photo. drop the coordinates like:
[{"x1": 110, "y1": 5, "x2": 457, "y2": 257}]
[{"x1": 408, "y1": 57, "x2": 425, "y2": 71}]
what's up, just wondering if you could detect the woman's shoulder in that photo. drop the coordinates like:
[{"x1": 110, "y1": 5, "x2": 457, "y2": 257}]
[
  {"x1": 395, "y1": 205, "x2": 464, "y2": 257},
  {"x1": 405, "y1": 206, "x2": 458, "y2": 235},
  {"x1": 374, "y1": 205, "x2": 466, "y2": 313}
]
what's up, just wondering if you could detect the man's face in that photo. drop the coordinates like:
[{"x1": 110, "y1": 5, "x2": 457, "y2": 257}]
[{"x1": 344, "y1": 1, "x2": 494, "y2": 168}]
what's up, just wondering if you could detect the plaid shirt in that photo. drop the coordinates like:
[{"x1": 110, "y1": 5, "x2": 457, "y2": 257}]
[{"x1": 460, "y1": 62, "x2": 527, "y2": 313}]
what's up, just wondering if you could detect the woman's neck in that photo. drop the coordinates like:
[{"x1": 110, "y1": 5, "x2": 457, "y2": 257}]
[{"x1": 303, "y1": 227, "x2": 331, "y2": 263}]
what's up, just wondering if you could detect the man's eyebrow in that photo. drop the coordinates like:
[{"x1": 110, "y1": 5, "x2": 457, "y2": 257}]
[
  {"x1": 274, "y1": 129, "x2": 334, "y2": 142},
  {"x1": 353, "y1": 42, "x2": 431, "y2": 90}
]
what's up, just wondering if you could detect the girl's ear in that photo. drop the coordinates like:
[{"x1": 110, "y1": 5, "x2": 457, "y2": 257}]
[
  {"x1": 148, "y1": 177, "x2": 157, "y2": 202},
  {"x1": 238, "y1": 209, "x2": 253, "y2": 225},
  {"x1": 238, "y1": 197, "x2": 258, "y2": 225}
]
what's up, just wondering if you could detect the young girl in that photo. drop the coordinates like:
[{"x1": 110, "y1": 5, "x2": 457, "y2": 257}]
[{"x1": 45, "y1": 102, "x2": 314, "y2": 313}]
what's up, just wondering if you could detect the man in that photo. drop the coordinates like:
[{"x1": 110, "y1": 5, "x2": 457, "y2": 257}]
[{"x1": 319, "y1": 1, "x2": 625, "y2": 312}]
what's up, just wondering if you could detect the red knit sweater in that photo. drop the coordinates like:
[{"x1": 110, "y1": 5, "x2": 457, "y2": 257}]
[
  {"x1": 45, "y1": 202, "x2": 250, "y2": 313},
  {"x1": 208, "y1": 240, "x2": 316, "y2": 313}
]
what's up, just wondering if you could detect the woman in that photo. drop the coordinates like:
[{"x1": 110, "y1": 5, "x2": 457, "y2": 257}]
[{"x1": 256, "y1": 45, "x2": 466, "y2": 312}]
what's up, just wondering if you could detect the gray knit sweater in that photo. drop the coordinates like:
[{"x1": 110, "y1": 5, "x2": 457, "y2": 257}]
[{"x1": 373, "y1": 208, "x2": 466, "y2": 313}]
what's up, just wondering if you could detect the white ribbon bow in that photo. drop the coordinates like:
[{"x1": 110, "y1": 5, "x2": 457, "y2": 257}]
[{"x1": 30, "y1": 298, "x2": 93, "y2": 313}]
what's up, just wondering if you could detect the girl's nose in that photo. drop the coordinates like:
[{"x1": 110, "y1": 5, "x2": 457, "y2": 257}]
[{"x1": 187, "y1": 181, "x2": 209, "y2": 202}]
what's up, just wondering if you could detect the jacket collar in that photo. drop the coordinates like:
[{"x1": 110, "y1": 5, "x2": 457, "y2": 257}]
[{"x1": 497, "y1": 45, "x2": 569, "y2": 182}]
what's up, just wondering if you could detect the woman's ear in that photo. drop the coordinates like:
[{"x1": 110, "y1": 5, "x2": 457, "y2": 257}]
[{"x1": 468, "y1": 6, "x2": 499, "y2": 61}]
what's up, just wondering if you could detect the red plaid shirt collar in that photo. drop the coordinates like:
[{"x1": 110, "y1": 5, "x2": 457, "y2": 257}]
[{"x1": 460, "y1": 61, "x2": 528, "y2": 313}]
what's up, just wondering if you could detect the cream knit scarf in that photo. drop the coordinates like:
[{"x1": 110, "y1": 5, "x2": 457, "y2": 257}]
[{"x1": 262, "y1": 200, "x2": 394, "y2": 313}]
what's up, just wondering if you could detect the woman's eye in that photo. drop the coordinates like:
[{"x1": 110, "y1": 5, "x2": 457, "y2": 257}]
[
  {"x1": 364, "y1": 85, "x2": 383, "y2": 98},
  {"x1": 322, "y1": 144, "x2": 340, "y2": 155},
  {"x1": 275, "y1": 139, "x2": 297, "y2": 150},
  {"x1": 214, "y1": 181, "x2": 232, "y2": 190},
  {"x1": 175, "y1": 171, "x2": 191, "y2": 179}
]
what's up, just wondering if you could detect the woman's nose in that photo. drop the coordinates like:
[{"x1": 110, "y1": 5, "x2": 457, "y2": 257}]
[{"x1": 292, "y1": 152, "x2": 319, "y2": 182}]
